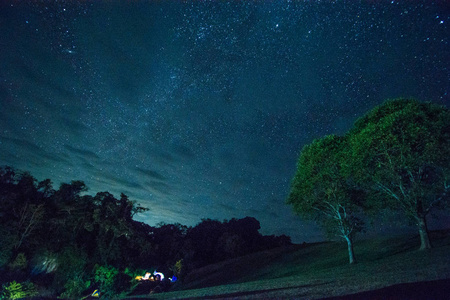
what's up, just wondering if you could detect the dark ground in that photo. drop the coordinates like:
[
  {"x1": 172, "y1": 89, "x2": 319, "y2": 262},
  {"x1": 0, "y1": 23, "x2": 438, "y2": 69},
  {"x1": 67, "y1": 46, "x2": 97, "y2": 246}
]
[
  {"x1": 324, "y1": 278, "x2": 450, "y2": 300},
  {"x1": 123, "y1": 278, "x2": 450, "y2": 300}
]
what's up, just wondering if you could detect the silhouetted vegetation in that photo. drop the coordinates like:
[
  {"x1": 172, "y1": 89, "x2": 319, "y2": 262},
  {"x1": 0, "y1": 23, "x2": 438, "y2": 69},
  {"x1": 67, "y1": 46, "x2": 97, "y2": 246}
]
[{"x1": 0, "y1": 166, "x2": 290, "y2": 298}]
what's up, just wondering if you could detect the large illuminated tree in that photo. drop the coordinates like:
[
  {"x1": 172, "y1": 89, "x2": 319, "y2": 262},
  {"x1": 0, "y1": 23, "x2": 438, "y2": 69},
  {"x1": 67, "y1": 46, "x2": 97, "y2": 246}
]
[
  {"x1": 348, "y1": 99, "x2": 450, "y2": 250},
  {"x1": 287, "y1": 135, "x2": 364, "y2": 264}
]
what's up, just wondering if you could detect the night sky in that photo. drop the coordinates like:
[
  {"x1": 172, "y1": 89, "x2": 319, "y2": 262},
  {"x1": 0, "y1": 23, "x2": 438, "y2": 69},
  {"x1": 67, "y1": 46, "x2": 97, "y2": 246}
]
[{"x1": 0, "y1": 1, "x2": 449, "y2": 243}]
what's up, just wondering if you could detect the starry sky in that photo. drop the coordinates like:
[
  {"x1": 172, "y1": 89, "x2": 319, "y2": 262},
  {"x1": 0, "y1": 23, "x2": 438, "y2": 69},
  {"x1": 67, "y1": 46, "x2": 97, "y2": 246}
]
[{"x1": 0, "y1": 1, "x2": 449, "y2": 243}]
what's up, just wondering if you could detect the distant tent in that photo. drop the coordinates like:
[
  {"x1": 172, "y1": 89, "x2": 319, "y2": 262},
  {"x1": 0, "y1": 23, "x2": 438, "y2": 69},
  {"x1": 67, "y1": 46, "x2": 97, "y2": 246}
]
[
  {"x1": 143, "y1": 272, "x2": 151, "y2": 280},
  {"x1": 153, "y1": 270, "x2": 164, "y2": 280},
  {"x1": 91, "y1": 289, "x2": 100, "y2": 297}
]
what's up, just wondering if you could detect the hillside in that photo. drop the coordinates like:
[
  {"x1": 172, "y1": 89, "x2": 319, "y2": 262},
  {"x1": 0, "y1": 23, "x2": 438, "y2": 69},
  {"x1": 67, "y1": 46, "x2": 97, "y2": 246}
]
[{"x1": 129, "y1": 229, "x2": 450, "y2": 299}]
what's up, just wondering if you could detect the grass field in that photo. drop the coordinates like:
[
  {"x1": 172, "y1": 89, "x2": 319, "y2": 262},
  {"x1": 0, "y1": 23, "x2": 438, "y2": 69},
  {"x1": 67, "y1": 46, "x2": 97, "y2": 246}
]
[{"x1": 128, "y1": 230, "x2": 450, "y2": 299}]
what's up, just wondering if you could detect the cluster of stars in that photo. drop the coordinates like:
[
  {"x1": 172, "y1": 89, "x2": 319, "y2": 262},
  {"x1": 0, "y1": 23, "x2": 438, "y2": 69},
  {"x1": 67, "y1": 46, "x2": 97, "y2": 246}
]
[{"x1": 0, "y1": 0, "x2": 448, "y2": 242}]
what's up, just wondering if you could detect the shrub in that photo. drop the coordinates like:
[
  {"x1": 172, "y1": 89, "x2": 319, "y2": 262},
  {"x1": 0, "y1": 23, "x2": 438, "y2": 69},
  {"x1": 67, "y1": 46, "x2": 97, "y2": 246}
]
[
  {"x1": 92, "y1": 265, "x2": 139, "y2": 298},
  {"x1": 51, "y1": 246, "x2": 88, "y2": 293},
  {"x1": 94, "y1": 265, "x2": 118, "y2": 296},
  {"x1": 0, "y1": 281, "x2": 37, "y2": 300},
  {"x1": 172, "y1": 259, "x2": 183, "y2": 278},
  {"x1": 59, "y1": 275, "x2": 91, "y2": 299}
]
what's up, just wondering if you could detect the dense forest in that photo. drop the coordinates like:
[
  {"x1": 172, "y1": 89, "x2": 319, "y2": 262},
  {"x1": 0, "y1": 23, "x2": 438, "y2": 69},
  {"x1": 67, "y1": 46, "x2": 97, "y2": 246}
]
[{"x1": 0, "y1": 167, "x2": 290, "y2": 298}]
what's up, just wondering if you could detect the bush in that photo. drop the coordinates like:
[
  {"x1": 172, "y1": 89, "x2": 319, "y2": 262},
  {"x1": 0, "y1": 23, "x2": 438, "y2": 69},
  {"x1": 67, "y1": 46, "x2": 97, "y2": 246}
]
[
  {"x1": 51, "y1": 246, "x2": 88, "y2": 293},
  {"x1": 59, "y1": 276, "x2": 91, "y2": 299},
  {"x1": 171, "y1": 259, "x2": 183, "y2": 278},
  {"x1": 92, "y1": 265, "x2": 138, "y2": 298},
  {"x1": 94, "y1": 265, "x2": 118, "y2": 297},
  {"x1": 0, "y1": 281, "x2": 37, "y2": 300},
  {"x1": 94, "y1": 265, "x2": 118, "y2": 287}
]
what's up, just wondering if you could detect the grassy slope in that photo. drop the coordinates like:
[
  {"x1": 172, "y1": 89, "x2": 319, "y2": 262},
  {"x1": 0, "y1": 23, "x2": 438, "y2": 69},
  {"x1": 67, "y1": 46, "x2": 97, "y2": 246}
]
[{"x1": 131, "y1": 230, "x2": 450, "y2": 299}]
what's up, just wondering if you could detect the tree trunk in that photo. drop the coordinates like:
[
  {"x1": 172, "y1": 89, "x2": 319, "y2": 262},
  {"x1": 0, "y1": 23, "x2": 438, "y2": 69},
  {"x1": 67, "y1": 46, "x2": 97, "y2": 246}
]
[
  {"x1": 345, "y1": 236, "x2": 357, "y2": 264},
  {"x1": 417, "y1": 215, "x2": 432, "y2": 250}
]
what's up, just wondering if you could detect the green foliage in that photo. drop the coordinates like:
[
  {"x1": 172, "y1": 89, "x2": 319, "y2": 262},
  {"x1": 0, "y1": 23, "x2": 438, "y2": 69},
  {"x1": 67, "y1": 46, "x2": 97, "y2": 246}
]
[
  {"x1": 92, "y1": 265, "x2": 136, "y2": 298},
  {"x1": 94, "y1": 265, "x2": 119, "y2": 296},
  {"x1": 172, "y1": 259, "x2": 183, "y2": 277},
  {"x1": 287, "y1": 134, "x2": 363, "y2": 263},
  {"x1": 288, "y1": 98, "x2": 449, "y2": 253},
  {"x1": 52, "y1": 247, "x2": 88, "y2": 290},
  {"x1": 287, "y1": 135, "x2": 364, "y2": 238},
  {"x1": 121, "y1": 267, "x2": 144, "y2": 293},
  {"x1": 350, "y1": 99, "x2": 450, "y2": 187},
  {"x1": 59, "y1": 276, "x2": 91, "y2": 299},
  {"x1": 94, "y1": 265, "x2": 118, "y2": 287},
  {"x1": 0, "y1": 281, "x2": 37, "y2": 300},
  {"x1": 123, "y1": 267, "x2": 144, "y2": 280},
  {"x1": 348, "y1": 98, "x2": 450, "y2": 249}
]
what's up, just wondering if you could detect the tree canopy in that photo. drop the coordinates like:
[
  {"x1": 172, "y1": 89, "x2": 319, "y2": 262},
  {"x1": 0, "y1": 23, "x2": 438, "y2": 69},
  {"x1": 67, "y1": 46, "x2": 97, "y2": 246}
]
[
  {"x1": 287, "y1": 135, "x2": 364, "y2": 264},
  {"x1": 348, "y1": 98, "x2": 450, "y2": 250}
]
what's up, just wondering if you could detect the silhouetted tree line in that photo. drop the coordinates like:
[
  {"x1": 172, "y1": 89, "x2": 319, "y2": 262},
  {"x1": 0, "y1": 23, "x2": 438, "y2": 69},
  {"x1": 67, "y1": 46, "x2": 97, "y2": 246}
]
[
  {"x1": 151, "y1": 218, "x2": 291, "y2": 273},
  {"x1": 0, "y1": 166, "x2": 291, "y2": 298}
]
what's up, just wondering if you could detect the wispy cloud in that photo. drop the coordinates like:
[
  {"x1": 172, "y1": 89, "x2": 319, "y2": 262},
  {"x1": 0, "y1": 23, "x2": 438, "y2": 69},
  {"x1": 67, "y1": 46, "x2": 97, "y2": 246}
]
[{"x1": 135, "y1": 166, "x2": 166, "y2": 181}]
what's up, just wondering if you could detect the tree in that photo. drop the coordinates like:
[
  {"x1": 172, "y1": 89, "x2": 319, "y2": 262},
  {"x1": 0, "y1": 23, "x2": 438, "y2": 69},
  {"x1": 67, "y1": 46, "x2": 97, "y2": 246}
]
[
  {"x1": 14, "y1": 202, "x2": 45, "y2": 250},
  {"x1": 50, "y1": 181, "x2": 92, "y2": 250},
  {"x1": 91, "y1": 192, "x2": 148, "y2": 266},
  {"x1": 185, "y1": 219, "x2": 224, "y2": 266},
  {"x1": 0, "y1": 169, "x2": 49, "y2": 253},
  {"x1": 287, "y1": 135, "x2": 364, "y2": 264},
  {"x1": 348, "y1": 99, "x2": 450, "y2": 250}
]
